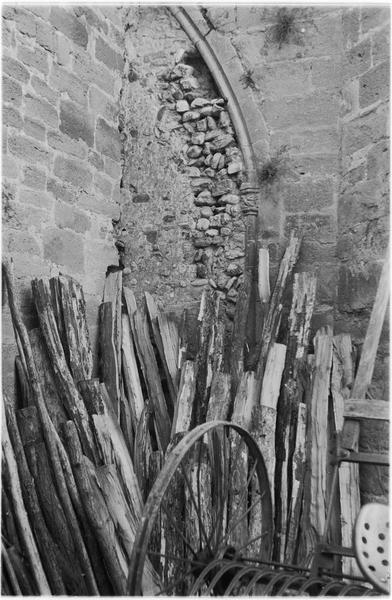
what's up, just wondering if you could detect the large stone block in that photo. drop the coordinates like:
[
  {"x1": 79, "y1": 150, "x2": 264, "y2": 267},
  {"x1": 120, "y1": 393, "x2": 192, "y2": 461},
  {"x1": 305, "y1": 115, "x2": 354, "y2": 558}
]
[
  {"x1": 55, "y1": 201, "x2": 91, "y2": 233},
  {"x1": 359, "y1": 61, "x2": 389, "y2": 108},
  {"x1": 282, "y1": 177, "x2": 335, "y2": 212},
  {"x1": 311, "y1": 57, "x2": 341, "y2": 90},
  {"x1": 2, "y1": 155, "x2": 19, "y2": 180},
  {"x1": 3, "y1": 76, "x2": 22, "y2": 105},
  {"x1": 53, "y1": 156, "x2": 92, "y2": 191},
  {"x1": 43, "y1": 226, "x2": 85, "y2": 272},
  {"x1": 290, "y1": 154, "x2": 339, "y2": 177},
  {"x1": 342, "y1": 38, "x2": 371, "y2": 79},
  {"x1": 49, "y1": 63, "x2": 88, "y2": 106},
  {"x1": 89, "y1": 85, "x2": 118, "y2": 123},
  {"x1": 4, "y1": 229, "x2": 41, "y2": 256},
  {"x1": 23, "y1": 117, "x2": 46, "y2": 142},
  {"x1": 367, "y1": 138, "x2": 389, "y2": 180},
  {"x1": 255, "y1": 60, "x2": 311, "y2": 99},
  {"x1": 8, "y1": 133, "x2": 49, "y2": 166},
  {"x1": 17, "y1": 45, "x2": 49, "y2": 75},
  {"x1": 372, "y1": 25, "x2": 390, "y2": 65},
  {"x1": 18, "y1": 188, "x2": 53, "y2": 211},
  {"x1": 342, "y1": 104, "x2": 388, "y2": 156},
  {"x1": 47, "y1": 177, "x2": 75, "y2": 204},
  {"x1": 24, "y1": 93, "x2": 58, "y2": 128},
  {"x1": 26, "y1": 5, "x2": 51, "y2": 19},
  {"x1": 342, "y1": 7, "x2": 360, "y2": 47},
  {"x1": 95, "y1": 35, "x2": 124, "y2": 72},
  {"x1": 289, "y1": 127, "x2": 339, "y2": 155},
  {"x1": 49, "y1": 6, "x2": 88, "y2": 48},
  {"x1": 23, "y1": 165, "x2": 47, "y2": 190},
  {"x1": 263, "y1": 91, "x2": 339, "y2": 130},
  {"x1": 73, "y1": 6, "x2": 109, "y2": 35},
  {"x1": 95, "y1": 117, "x2": 121, "y2": 161},
  {"x1": 338, "y1": 179, "x2": 387, "y2": 225},
  {"x1": 13, "y1": 7, "x2": 37, "y2": 37},
  {"x1": 31, "y1": 75, "x2": 57, "y2": 105},
  {"x1": 36, "y1": 19, "x2": 56, "y2": 53},
  {"x1": 361, "y1": 7, "x2": 390, "y2": 34},
  {"x1": 93, "y1": 171, "x2": 112, "y2": 198},
  {"x1": 337, "y1": 262, "x2": 383, "y2": 312},
  {"x1": 284, "y1": 212, "x2": 337, "y2": 243},
  {"x1": 73, "y1": 50, "x2": 115, "y2": 96},
  {"x1": 2, "y1": 55, "x2": 30, "y2": 83},
  {"x1": 3, "y1": 106, "x2": 23, "y2": 129},
  {"x1": 60, "y1": 99, "x2": 94, "y2": 147},
  {"x1": 47, "y1": 130, "x2": 87, "y2": 159}
]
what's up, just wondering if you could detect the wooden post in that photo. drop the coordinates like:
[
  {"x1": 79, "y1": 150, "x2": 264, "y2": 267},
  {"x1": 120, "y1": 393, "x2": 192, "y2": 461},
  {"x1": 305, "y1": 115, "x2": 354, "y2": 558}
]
[
  {"x1": 2, "y1": 260, "x2": 99, "y2": 595},
  {"x1": 132, "y1": 309, "x2": 171, "y2": 451},
  {"x1": 331, "y1": 334, "x2": 361, "y2": 577},
  {"x1": 78, "y1": 379, "x2": 143, "y2": 519},
  {"x1": 257, "y1": 342, "x2": 287, "y2": 509},
  {"x1": 4, "y1": 394, "x2": 66, "y2": 594},
  {"x1": 63, "y1": 421, "x2": 128, "y2": 595},
  {"x1": 171, "y1": 360, "x2": 196, "y2": 437},
  {"x1": 309, "y1": 327, "x2": 333, "y2": 541},
  {"x1": 121, "y1": 312, "x2": 145, "y2": 427},
  {"x1": 2, "y1": 404, "x2": 51, "y2": 595},
  {"x1": 31, "y1": 277, "x2": 99, "y2": 463}
]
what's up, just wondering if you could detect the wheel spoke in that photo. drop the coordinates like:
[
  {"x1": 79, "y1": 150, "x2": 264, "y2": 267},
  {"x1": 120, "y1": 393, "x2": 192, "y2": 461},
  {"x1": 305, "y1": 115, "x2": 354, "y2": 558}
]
[
  {"x1": 180, "y1": 463, "x2": 213, "y2": 554},
  {"x1": 207, "y1": 428, "x2": 229, "y2": 552},
  {"x1": 196, "y1": 441, "x2": 203, "y2": 552},
  {"x1": 214, "y1": 459, "x2": 259, "y2": 551},
  {"x1": 160, "y1": 501, "x2": 197, "y2": 558},
  {"x1": 219, "y1": 490, "x2": 265, "y2": 550},
  {"x1": 156, "y1": 568, "x2": 194, "y2": 595},
  {"x1": 235, "y1": 530, "x2": 269, "y2": 553},
  {"x1": 147, "y1": 550, "x2": 206, "y2": 568}
]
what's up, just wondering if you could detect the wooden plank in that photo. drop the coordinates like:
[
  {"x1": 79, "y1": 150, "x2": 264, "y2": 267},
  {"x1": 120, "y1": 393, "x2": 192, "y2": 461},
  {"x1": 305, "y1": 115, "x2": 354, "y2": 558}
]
[
  {"x1": 63, "y1": 421, "x2": 127, "y2": 595},
  {"x1": 31, "y1": 277, "x2": 98, "y2": 463},
  {"x1": 230, "y1": 273, "x2": 251, "y2": 399},
  {"x1": 309, "y1": 327, "x2": 333, "y2": 542},
  {"x1": 273, "y1": 272, "x2": 316, "y2": 562},
  {"x1": 145, "y1": 292, "x2": 180, "y2": 409},
  {"x1": 1, "y1": 403, "x2": 51, "y2": 595},
  {"x1": 285, "y1": 402, "x2": 307, "y2": 563},
  {"x1": 103, "y1": 267, "x2": 123, "y2": 385},
  {"x1": 171, "y1": 360, "x2": 196, "y2": 437},
  {"x1": 29, "y1": 328, "x2": 68, "y2": 432},
  {"x1": 229, "y1": 372, "x2": 256, "y2": 549},
  {"x1": 331, "y1": 334, "x2": 361, "y2": 577},
  {"x1": 121, "y1": 313, "x2": 144, "y2": 427},
  {"x1": 258, "y1": 232, "x2": 301, "y2": 372},
  {"x1": 78, "y1": 379, "x2": 143, "y2": 520},
  {"x1": 257, "y1": 342, "x2": 286, "y2": 509},
  {"x1": 132, "y1": 309, "x2": 171, "y2": 451},
  {"x1": 4, "y1": 394, "x2": 66, "y2": 594},
  {"x1": 2, "y1": 542, "x2": 22, "y2": 595},
  {"x1": 99, "y1": 302, "x2": 121, "y2": 419},
  {"x1": 16, "y1": 406, "x2": 89, "y2": 595},
  {"x1": 2, "y1": 260, "x2": 99, "y2": 595},
  {"x1": 258, "y1": 247, "x2": 270, "y2": 303},
  {"x1": 57, "y1": 274, "x2": 93, "y2": 383},
  {"x1": 343, "y1": 398, "x2": 389, "y2": 421},
  {"x1": 206, "y1": 372, "x2": 231, "y2": 421},
  {"x1": 133, "y1": 403, "x2": 153, "y2": 502}
]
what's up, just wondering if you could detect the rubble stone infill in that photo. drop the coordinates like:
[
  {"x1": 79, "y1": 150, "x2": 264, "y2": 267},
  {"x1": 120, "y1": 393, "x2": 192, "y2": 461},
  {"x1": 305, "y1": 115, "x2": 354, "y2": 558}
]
[{"x1": 161, "y1": 60, "x2": 246, "y2": 317}]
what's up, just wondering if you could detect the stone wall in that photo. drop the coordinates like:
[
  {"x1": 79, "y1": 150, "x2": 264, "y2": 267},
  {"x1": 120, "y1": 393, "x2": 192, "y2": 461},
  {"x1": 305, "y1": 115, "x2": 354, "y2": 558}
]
[
  {"x1": 337, "y1": 6, "x2": 389, "y2": 503},
  {"x1": 119, "y1": 7, "x2": 247, "y2": 321},
  {"x1": 2, "y1": 5, "x2": 124, "y2": 390}
]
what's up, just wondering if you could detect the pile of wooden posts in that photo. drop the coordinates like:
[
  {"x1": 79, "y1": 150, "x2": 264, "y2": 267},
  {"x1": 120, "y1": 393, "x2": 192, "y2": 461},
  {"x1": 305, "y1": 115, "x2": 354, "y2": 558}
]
[{"x1": 1, "y1": 235, "x2": 388, "y2": 594}]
